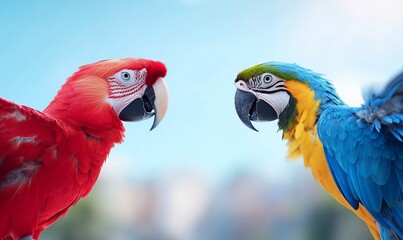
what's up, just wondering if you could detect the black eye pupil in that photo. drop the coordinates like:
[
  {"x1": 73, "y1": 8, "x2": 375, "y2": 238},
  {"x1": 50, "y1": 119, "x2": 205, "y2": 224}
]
[{"x1": 122, "y1": 72, "x2": 130, "y2": 80}]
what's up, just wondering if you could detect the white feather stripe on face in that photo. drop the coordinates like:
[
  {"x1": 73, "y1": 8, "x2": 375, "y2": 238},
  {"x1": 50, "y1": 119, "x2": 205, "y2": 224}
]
[
  {"x1": 256, "y1": 91, "x2": 290, "y2": 117},
  {"x1": 235, "y1": 78, "x2": 290, "y2": 117},
  {"x1": 246, "y1": 73, "x2": 290, "y2": 116},
  {"x1": 108, "y1": 68, "x2": 146, "y2": 98},
  {"x1": 106, "y1": 85, "x2": 147, "y2": 115},
  {"x1": 106, "y1": 68, "x2": 147, "y2": 115}
]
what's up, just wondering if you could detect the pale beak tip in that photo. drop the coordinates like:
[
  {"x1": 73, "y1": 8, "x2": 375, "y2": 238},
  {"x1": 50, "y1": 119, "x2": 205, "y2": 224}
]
[{"x1": 149, "y1": 78, "x2": 169, "y2": 131}]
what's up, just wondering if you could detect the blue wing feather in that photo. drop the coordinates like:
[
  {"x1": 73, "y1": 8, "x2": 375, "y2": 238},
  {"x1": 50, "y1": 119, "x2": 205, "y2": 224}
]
[
  {"x1": 395, "y1": 167, "x2": 403, "y2": 193},
  {"x1": 323, "y1": 146, "x2": 359, "y2": 209},
  {"x1": 318, "y1": 70, "x2": 403, "y2": 238}
]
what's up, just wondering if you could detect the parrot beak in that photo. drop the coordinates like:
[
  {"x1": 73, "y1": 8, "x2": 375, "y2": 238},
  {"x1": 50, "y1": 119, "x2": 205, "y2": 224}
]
[
  {"x1": 148, "y1": 77, "x2": 169, "y2": 130},
  {"x1": 235, "y1": 89, "x2": 258, "y2": 131},
  {"x1": 119, "y1": 78, "x2": 169, "y2": 130},
  {"x1": 234, "y1": 89, "x2": 278, "y2": 132}
]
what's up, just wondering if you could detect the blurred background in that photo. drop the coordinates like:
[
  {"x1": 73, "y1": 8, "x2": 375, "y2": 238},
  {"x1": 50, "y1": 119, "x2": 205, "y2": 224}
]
[{"x1": 1, "y1": 0, "x2": 402, "y2": 239}]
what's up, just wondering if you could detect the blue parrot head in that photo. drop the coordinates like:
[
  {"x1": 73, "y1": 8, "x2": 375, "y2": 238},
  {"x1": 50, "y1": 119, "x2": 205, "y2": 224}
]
[{"x1": 234, "y1": 62, "x2": 342, "y2": 132}]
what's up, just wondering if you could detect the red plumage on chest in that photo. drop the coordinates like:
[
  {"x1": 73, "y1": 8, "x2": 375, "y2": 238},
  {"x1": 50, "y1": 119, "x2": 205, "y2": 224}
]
[{"x1": 0, "y1": 101, "x2": 122, "y2": 239}]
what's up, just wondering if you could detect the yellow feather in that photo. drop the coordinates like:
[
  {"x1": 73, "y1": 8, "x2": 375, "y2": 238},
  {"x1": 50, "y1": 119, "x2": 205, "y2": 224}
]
[
  {"x1": 295, "y1": 122, "x2": 305, "y2": 140},
  {"x1": 287, "y1": 138, "x2": 300, "y2": 153},
  {"x1": 300, "y1": 110, "x2": 308, "y2": 122},
  {"x1": 288, "y1": 151, "x2": 301, "y2": 159}
]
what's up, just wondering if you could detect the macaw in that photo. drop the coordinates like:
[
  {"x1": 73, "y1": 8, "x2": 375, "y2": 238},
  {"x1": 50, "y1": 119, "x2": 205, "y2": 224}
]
[
  {"x1": 233, "y1": 62, "x2": 403, "y2": 240},
  {"x1": 0, "y1": 58, "x2": 169, "y2": 240}
]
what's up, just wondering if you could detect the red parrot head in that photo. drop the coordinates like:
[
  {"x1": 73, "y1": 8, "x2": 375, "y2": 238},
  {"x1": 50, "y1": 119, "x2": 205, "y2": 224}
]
[{"x1": 46, "y1": 58, "x2": 169, "y2": 131}]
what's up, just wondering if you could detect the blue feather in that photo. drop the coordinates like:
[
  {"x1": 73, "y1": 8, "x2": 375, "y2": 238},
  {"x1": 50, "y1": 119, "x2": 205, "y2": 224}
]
[
  {"x1": 350, "y1": 164, "x2": 383, "y2": 212},
  {"x1": 371, "y1": 157, "x2": 391, "y2": 185},
  {"x1": 383, "y1": 115, "x2": 394, "y2": 124},
  {"x1": 356, "y1": 119, "x2": 367, "y2": 128},
  {"x1": 366, "y1": 71, "x2": 403, "y2": 108},
  {"x1": 337, "y1": 128, "x2": 348, "y2": 140},
  {"x1": 322, "y1": 146, "x2": 359, "y2": 209},
  {"x1": 395, "y1": 167, "x2": 403, "y2": 193},
  {"x1": 373, "y1": 119, "x2": 381, "y2": 132},
  {"x1": 346, "y1": 147, "x2": 359, "y2": 164},
  {"x1": 391, "y1": 130, "x2": 402, "y2": 142},
  {"x1": 380, "y1": 225, "x2": 398, "y2": 240},
  {"x1": 381, "y1": 169, "x2": 400, "y2": 206}
]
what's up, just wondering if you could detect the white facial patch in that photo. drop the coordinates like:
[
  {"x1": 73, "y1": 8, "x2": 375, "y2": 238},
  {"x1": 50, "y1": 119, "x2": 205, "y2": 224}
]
[
  {"x1": 106, "y1": 68, "x2": 147, "y2": 115},
  {"x1": 256, "y1": 91, "x2": 290, "y2": 116},
  {"x1": 235, "y1": 73, "x2": 290, "y2": 117}
]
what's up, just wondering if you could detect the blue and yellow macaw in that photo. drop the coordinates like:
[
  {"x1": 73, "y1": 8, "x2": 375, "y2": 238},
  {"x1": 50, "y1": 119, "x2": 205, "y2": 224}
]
[{"x1": 233, "y1": 62, "x2": 402, "y2": 240}]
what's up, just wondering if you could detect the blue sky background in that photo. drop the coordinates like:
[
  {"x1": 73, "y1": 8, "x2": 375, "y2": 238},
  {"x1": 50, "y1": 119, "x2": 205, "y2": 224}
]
[{"x1": 1, "y1": 0, "x2": 403, "y2": 184}]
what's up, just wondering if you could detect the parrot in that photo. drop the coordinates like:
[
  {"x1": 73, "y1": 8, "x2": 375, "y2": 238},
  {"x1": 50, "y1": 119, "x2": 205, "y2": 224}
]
[
  {"x1": 0, "y1": 58, "x2": 169, "y2": 240},
  {"x1": 233, "y1": 62, "x2": 403, "y2": 240}
]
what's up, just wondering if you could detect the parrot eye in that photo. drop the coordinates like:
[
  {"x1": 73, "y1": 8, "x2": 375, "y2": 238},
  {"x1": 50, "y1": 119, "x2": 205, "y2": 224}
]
[
  {"x1": 111, "y1": 69, "x2": 145, "y2": 85},
  {"x1": 121, "y1": 72, "x2": 131, "y2": 81},
  {"x1": 263, "y1": 74, "x2": 273, "y2": 84}
]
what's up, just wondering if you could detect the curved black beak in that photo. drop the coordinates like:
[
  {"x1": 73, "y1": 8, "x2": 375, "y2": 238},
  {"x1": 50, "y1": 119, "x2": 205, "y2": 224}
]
[
  {"x1": 235, "y1": 89, "x2": 258, "y2": 131},
  {"x1": 234, "y1": 89, "x2": 278, "y2": 132},
  {"x1": 119, "y1": 78, "x2": 169, "y2": 130}
]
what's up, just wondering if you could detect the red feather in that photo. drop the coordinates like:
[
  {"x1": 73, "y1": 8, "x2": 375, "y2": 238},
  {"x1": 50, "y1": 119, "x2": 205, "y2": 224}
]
[{"x1": 0, "y1": 58, "x2": 166, "y2": 239}]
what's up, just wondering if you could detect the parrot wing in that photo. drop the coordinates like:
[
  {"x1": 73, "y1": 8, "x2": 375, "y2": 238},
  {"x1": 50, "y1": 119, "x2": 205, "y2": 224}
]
[
  {"x1": 318, "y1": 71, "x2": 403, "y2": 238},
  {"x1": 0, "y1": 97, "x2": 65, "y2": 187}
]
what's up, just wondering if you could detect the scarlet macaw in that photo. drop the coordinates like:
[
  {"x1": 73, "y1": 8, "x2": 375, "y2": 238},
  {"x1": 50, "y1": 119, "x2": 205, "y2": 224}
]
[
  {"x1": 233, "y1": 62, "x2": 403, "y2": 239},
  {"x1": 0, "y1": 58, "x2": 169, "y2": 240}
]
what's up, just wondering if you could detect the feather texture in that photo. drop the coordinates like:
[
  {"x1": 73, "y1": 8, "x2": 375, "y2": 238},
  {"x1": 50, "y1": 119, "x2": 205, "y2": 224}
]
[
  {"x1": 282, "y1": 80, "x2": 380, "y2": 239},
  {"x1": 0, "y1": 96, "x2": 124, "y2": 239},
  {"x1": 0, "y1": 58, "x2": 167, "y2": 239},
  {"x1": 236, "y1": 62, "x2": 382, "y2": 239},
  {"x1": 318, "y1": 72, "x2": 403, "y2": 239}
]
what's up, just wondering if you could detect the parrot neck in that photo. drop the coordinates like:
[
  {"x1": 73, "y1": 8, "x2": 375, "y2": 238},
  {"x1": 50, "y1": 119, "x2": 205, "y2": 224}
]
[
  {"x1": 281, "y1": 80, "x2": 329, "y2": 169},
  {"x1": 278, "y1": 73, "x2": 344, "y2": 133},
  {"x1": 45, "y1": 79, "x2": 125, "y2": 144},
  {"x1": 45, "y1": 103, "x2": 125, "y2": 144},
  {"x1": 43, "y1": 82, "x2": 125, "y2": 199},
  {"x1": 301, "y1": 75, "x2": 345, "y2": 114}
]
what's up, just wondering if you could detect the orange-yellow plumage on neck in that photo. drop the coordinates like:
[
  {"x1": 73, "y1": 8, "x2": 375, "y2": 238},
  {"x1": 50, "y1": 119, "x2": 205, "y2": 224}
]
[{"x1": 284, "y1": 80, "x2": 380, "y2": 240}]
